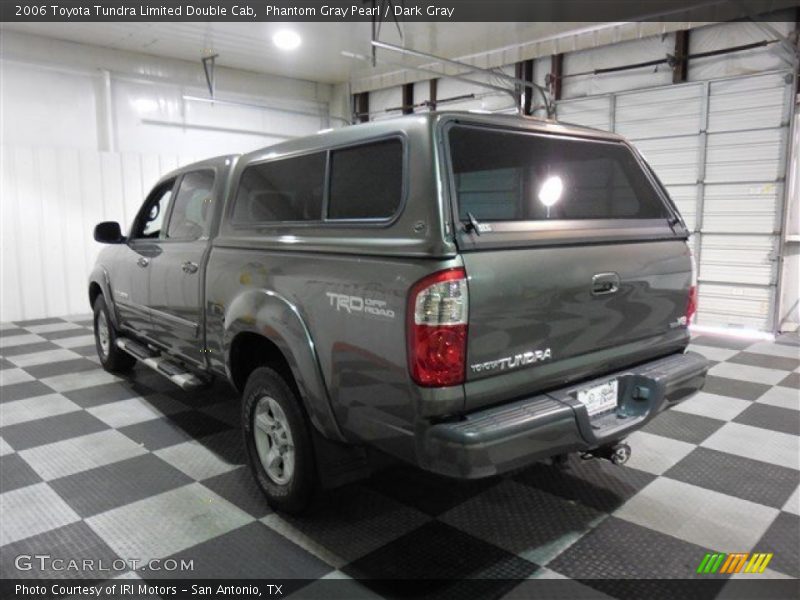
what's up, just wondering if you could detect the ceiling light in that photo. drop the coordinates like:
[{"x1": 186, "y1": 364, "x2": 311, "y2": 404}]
[{"x1": 273, "y1": 30, "x2": 301, "y2": 51}]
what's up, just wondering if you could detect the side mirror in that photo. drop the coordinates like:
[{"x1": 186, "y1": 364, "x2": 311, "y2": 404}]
[{"x1": 94, "y1": 221, "x2": 124, "y2": 244}]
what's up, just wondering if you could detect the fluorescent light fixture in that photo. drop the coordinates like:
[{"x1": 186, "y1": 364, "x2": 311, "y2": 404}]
[
  {"x1": 538, "y1": 175, "x2": 563, "y2": 207},
  {"x1": 273, "y1": 30, "x2": 301, "y2": 51},
  {"x1": 689, "y1": 324, "x2": 775, "y2": 342}
]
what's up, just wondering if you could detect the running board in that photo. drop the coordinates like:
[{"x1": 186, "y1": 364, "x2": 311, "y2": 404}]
[{"x1": 116, "y1": 338, "x2": 206, "y2": 390}]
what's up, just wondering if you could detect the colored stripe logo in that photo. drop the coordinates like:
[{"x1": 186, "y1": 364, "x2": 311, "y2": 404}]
[{"x1": 697, "y1": 552, "x2": 773, "y2": 574}]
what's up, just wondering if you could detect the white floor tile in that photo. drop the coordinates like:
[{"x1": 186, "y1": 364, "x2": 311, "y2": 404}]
[
  {"x1": 8, "y1": 348, "x2": 83, "y2": 368},
  {"x1": 0, "y1": 436, "x2": 13, "y2": 456},
  {"x1": 756, "y1": 386, "x2": 799, "y2": 411},
  {"x1": 688, "y1": 344, "x2": 740, "y2": 362},
  {"x1": 623, "y1": 431, "x2": 697, "y2": 475},
  {"x1": 154, "y1": 440, "x2": 239, "y2": 481},
  {"x1": 26, "y1": 322, "x2": 84, "y2": 334},
  {"x1": 41, "y1": 369, "x2": 121, "y2": 392},
  {"x1": 672, "y1": 391, "x2": 751, "y2": 422},
  {"x1": 0, "y1": 368, "x2": 34, "y2": 386},
  {"x1": 744, "y1": 342, "x2": 800, "y2": 360},
  {"x1": 0, "y1": 334, "x2": 47, "y2": 348},
  {"x1": 86, "y1": 483, "x2": 253, "y2": 563},
  {"x1": 782, "y1": 486, "x2": 799, "y2": 516},
  {"x1": 87, "y1": 395, "x2": 185, "y2": 429},
  {"x1": 615, "y1": 478, "x2": 779, "y2": 550},
  {"x1": 0, "y1": 394, "x2": 82, "y2": 427},
  {"x1": 701, "y1": 422, "x2": 800, "y2": 471},
  {"x1": 53, "y1": 334, "x2": 96, "y2": 349},
  {"x1": 709, "y1": 362, "x2": 790, "y2": 386},
  {"x1": 19, "y1": 430, "x2": 148, "y2": 480},
  {"x1": 0, "y1": 483, "x2": 80, "y2": 546}
]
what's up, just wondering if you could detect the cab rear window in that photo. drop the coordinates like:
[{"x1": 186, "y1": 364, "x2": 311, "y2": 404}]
[{"x1": 448, "y1": 125, "x2": 669, "y2": 222}]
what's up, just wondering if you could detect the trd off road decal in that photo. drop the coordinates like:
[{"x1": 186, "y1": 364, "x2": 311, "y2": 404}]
[{"x1": 326, "y1": 292, "x2": 396, "y2": 320}]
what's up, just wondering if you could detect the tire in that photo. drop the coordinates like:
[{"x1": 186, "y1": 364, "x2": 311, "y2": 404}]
[
  {"x1": 242, "y1": 367, "x2": 317, "y2": 514},
  {"x1": 93, "y1": 295, "x2": 136, "y2": 373}
]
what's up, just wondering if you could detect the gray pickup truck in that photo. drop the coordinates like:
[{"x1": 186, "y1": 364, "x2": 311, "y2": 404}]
[{"x1": 90, "y1": 112, "x2": 708, "y2": 513}]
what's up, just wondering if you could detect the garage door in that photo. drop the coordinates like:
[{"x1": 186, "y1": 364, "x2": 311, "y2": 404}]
[{"x1": 556, "y1": 70, "x2": 793, "y2": 332}]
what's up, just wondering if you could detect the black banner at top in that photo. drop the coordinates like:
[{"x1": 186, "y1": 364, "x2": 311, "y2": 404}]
[{"x1": 2, "y1": 0, "x2": 799, "y2": 22}]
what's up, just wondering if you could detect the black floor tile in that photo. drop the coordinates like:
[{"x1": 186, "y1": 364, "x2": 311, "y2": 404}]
[
  {"x1": 0, "y1": 341, "x2": 60, "y2": 357},
  {"x1": 701, "y1": 375, "x2": 771, "y2": 401},
  {"x1": 13, "y1": 318, "x2": 66, "y2": 327},
  {"x1": 118, "y1": 411, "x2": 231, "y2": 451},
  {"x1": 37, "y1": 328, "x2": 92, "y2": 341},
  {"x1": 71, "y1": 344, "x2": 100, "y2": 357},
  {"x1": 0, "y1": 411, "x2": 109, "y2": 451},
  {"x1": 778, "y1": 372, "x2": 800, "y2": 390},
  {"x1": 343, "y1": 520, "x2": 539, "y2": 599},
  {"x1": 640, "y1": 409, "x2": 725, "y2": 445},
  {"x1": 0, "y1": 521, "x2": 123, "y2": 579},
  {"x1": 733, "y1": 403, "x2": 800, "y2": 436},
  {"x1": 23, "y1": 358, "x2": 100, "y2": 380},
  {"x1": 0, "y1": 453, "x2": 43, "y2": 493},
  {"x1": 49, "y1": 454, "x2": 193, "y2": 517},
  {"x1": 0, "y1": 381, "x2": 56, "y2": 403},
  {"x1": 201, "y1": 466, "x2": 271, "y2": 519},
  {"x1": 366, "y1": 465, "x2": 498, "y2": 516},
  {"x1": 0, "y1": 328, "x2": 31, "y2": 339},
  {"x1": 754, "y1": 511, "x2": 800, "y2": 578},
  {"x1": 513, "y1": 455, "x2": 655, "y2": 514},
  {"x1": 665, "y1": 447, "x2": 798, "y2": 509},
  {"x1": 63, "y1": 381, "x2": 156, "y2": 408},
  {"x1": 728, "y1": 352, "x2": 800, "y2": 373},
  {"x1": 549, "y1": 516, "x2": 725, "y2": 580},
  {"x1": 0, "y1": 358, "x2": 14, "y2": 370},
  {"x1": 145, "y1": 522, "x2": 332, "y2": 580}
]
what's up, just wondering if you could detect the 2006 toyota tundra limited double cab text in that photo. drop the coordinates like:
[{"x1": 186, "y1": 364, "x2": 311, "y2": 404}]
[{"x1": 89, "y1": 113, "x2": 709, "y2": 513}]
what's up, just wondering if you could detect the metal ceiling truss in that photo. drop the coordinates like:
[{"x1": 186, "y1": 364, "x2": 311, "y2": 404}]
[{"x1": 367, "y1": 40, "x2": 555, "y2": 116}]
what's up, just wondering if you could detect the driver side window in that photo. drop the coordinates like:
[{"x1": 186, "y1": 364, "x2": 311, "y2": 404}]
[{"x1": 136, "y1": 180, "x2": 175, "y2": 239}]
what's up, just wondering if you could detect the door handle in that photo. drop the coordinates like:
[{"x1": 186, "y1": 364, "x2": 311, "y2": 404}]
[
  {"x1": 182, "y1": 261, "x2": 199, "y2": 274},
  {"x1": 137, "y1": 257, "x2": 149, "y2": 268},
  {"x1": 592, "y1": 273, "x2": 620, "y2": 296}
]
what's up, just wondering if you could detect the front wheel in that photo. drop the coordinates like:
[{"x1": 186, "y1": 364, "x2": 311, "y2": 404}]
[
  {"x1": 93, "y1": 295, "x2": 136, "y2": 373},
  {"x1": 242, "y1": 367, "x2": 317, "y2": 514}
]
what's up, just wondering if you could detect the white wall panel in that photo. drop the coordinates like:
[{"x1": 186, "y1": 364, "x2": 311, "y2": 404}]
[
  {"x1": 555, "y1": 96, "x2": 612, "y2": 130},
  {"x1": 697, "y1": 283, "x2": 773, "y2": 331},
  {"x1": 689, "y1": 19, "x2": 796, "y2": 82},
  {"x1": 707, "y1": 71, "x2": 792, "y2": 133},
  {"x1": 0, "y1": 145, "x2": 195, "y2": 322},
  {"x1": 702, "y1": 183, "x2": 781, "y2": 234},
  {"x1": 369, "y1": 87, "x2": 404, "y2": 121},
  {"x1": 615, "y1": 84, "x2": 703, "y2": 140},
  {"x1": 562, "y1": 34, "x2": 675, "y2": 98},
  {"x1": 705, "y1": 128, "x2": 787, "y2": 184},
  {"x1": 699, "y1": 234, "x2": 778, "y2": 287},
  {"x1": 633, "y1": 136, "x2": 701, "y2": 185}
]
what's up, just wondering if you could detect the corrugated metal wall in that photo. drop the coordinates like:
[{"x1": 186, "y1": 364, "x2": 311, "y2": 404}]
[{"x1": 557, "y1": 70, "x2": 793, "y2": 331}]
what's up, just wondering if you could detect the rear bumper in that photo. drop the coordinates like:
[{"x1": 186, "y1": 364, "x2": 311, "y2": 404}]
[{"x1": 417, "y1": 351, "x2": 708, "y2": 479}]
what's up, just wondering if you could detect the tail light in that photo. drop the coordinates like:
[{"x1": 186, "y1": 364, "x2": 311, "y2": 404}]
[
  {"x1": 407, "y1": 268, "x2": 469, "y2": 387},
  {"x1": 686, "y1": 243, "x2": 698, "y2": 323}
]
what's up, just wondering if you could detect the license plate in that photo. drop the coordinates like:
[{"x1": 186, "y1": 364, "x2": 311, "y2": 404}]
[{"x1": 577, "y1": 379, "x2": 618, "y2": 416}]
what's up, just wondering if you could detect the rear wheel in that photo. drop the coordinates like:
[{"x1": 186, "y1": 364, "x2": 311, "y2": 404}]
[
  {"x1": 93, "y1": 295, "x2": 135, "y2": 373},
  {"x1": 242, "y1": 367, "x2": 317, "y2": 514}
]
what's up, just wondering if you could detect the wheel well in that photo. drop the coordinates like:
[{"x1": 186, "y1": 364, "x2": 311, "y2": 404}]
[
  {"x1": 89, "y1": 282, "x2": 102, "y2": 308},
  {"x1": 229, "y1": 332, "x2": 297, "y2": 394}
]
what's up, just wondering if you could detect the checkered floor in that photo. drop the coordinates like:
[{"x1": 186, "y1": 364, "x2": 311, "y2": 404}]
[{"x1": 1, "y1": 316, "x2": 798, "y2": 597}]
